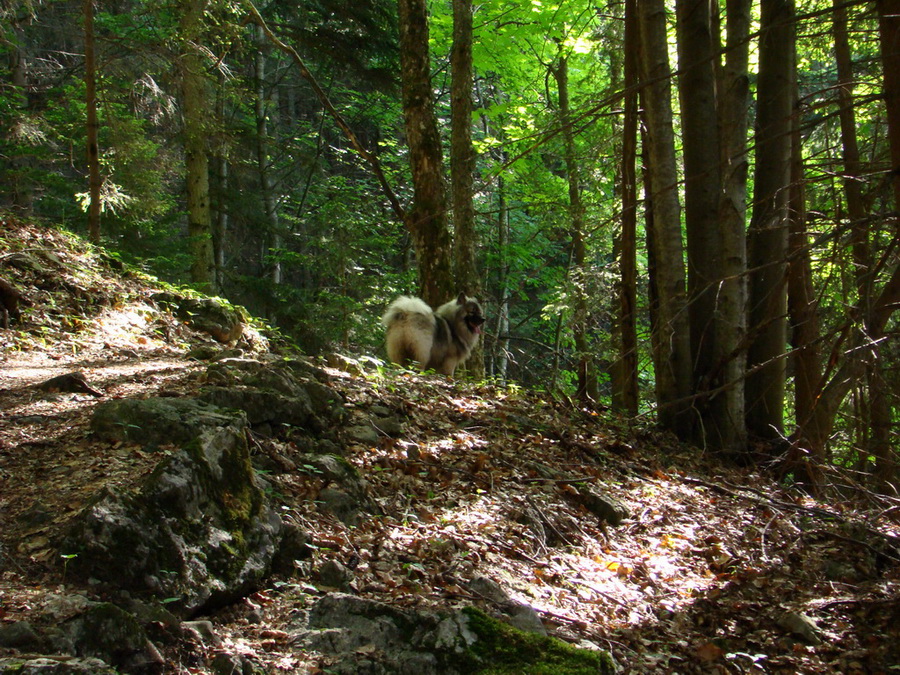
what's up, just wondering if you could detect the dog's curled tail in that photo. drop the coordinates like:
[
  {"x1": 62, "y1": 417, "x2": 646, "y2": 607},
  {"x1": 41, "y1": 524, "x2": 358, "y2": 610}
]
[{"x1": 381, "y1": 295, "x2": 434, "y2": 329}]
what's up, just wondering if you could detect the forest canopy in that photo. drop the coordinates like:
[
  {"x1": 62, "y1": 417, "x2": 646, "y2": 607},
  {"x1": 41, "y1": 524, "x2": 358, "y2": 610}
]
[{"x1": 1, "y1": 0, "x2": 899, "y2": 494}]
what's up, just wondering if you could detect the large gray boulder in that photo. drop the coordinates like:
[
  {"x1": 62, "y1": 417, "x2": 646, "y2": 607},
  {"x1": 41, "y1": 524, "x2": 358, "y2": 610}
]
[
  {"x1": 90, "y1": 397, "x2": 244, "y2": 447},
  {"x1": 63, "y1": 424, "x2": 282, "y2": 617},
  {"x1": 200, "y1": 358, "x2": 346, "y2": 431},
  {"x1": 291, "y1": 594, "x2": 614, "y2": 675}
]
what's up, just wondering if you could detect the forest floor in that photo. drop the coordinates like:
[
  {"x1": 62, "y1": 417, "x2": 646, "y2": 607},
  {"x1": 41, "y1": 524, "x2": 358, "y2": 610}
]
[{"x1": 1, "y1": 216, "x2": 899, "y2": 674}]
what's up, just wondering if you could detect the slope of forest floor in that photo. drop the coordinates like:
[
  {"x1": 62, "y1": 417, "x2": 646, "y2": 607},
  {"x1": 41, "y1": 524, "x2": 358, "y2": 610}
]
[{"x1": 1, "y1": 216, "x2": 899, "y2": 674}]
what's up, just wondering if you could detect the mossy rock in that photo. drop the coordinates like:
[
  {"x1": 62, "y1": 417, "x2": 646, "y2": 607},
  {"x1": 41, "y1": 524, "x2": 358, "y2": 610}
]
[
  {"x1": 90, "y1": 397, "x2": 244, "y2": 447},
  {"x1": 152, "y1": 292, "x2": 244, "y2": 343},
  {"x1": 63, "y1": 425, "x2": 283, "y2": 617},
  {"x1": 0, "y1": 657, "x2": 118, "y2": 674},
  {"x1": 453, "y1": 608, "x2": 614, "y2": 675}
]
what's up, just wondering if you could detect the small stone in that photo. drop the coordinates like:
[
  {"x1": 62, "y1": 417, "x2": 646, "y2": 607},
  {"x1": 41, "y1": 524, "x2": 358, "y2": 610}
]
[
  {"x1": 316, "y1": 559, "x2": 354, "y2": 590},
  {"x1": 345, "y1": 425, "x2": 380, "y2": 445},
  {"x1": 776, "y1": 611, "x2": 822, "y2": 645}
]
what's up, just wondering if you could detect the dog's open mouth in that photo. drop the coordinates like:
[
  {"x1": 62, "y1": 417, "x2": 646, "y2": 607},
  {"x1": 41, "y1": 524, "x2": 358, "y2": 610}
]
[{"x1": 467, "y1": 315, "x2": 485, "y2": 334}]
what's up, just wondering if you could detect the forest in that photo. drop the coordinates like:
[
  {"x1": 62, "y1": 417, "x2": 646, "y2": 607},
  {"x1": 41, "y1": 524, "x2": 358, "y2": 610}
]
[{"x1": 2, "y1": 0, "x2": 899, "y2": 496}]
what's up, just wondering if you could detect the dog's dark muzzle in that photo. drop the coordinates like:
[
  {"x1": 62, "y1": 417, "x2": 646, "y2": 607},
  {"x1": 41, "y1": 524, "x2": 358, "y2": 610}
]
[{"x1": 466, "y1": 315, "x2": 486, "y2": 334}]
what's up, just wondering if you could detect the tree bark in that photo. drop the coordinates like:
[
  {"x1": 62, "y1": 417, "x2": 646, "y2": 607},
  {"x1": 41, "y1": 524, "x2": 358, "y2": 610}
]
[
  {"x1": 179, "y1": 0, "x2": 216, "y2": 292},
  {"x1": 551, "y1": 52, "x2": 596, "y2": 401},
  {"x1": 83, "y1": 0, "x2": 102, "y2": 244},
  {"x1": 495, "y1": 176, "x2": 511, "y2": 383},
  {"x1": 745, "y1": 0, "x2": 795, "y2": 443},
  {"x1": 677, "y1": 0, "x2": 738, "y2": 450},
  {"x1": 254, "y1": 24, "x2": 281, "y2": 291},
  {"x1": 710, "y1": 0, "x2": 751, "y2": 453},
  {"x1": 612, "y1": 0, "x2": 640, "y2": 415},
  {"x1": 398, "y1": 0, "x2": 454, "y2": 306},
  {"x1": 450, "y1": 0, "x2": 483, "y2": 376},
  {"x1": 9, "y1": 12, "x2": 33, "y2": 212},
  {"x1": 638, "y1": 0, "x2": 693, "y2": 438}
]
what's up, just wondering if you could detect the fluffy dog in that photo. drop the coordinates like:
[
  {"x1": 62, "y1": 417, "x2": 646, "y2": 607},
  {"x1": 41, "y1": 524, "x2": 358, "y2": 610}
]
[{"x1": 382, "y1": 293, "x2": 485, "y2": 376}]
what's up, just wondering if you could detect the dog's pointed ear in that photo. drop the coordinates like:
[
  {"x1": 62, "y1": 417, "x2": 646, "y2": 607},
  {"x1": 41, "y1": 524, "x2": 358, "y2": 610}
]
[{"x1": 457, "y1": 292, "x2": 466, "y2": 305}]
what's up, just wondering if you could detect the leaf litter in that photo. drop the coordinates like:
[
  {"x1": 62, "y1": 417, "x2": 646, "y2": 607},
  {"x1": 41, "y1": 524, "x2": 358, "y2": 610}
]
[{"x1": 0, "y1": 216, "x2": 898, "y2": 673}]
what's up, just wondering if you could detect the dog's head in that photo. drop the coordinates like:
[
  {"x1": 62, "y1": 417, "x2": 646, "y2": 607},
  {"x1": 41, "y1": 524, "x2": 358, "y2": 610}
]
[{"x1": 456, "y1": 293, "x2": 485, "y2": 335}]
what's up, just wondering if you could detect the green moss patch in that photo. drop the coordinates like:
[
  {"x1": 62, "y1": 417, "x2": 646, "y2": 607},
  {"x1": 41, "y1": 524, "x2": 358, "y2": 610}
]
[{"x1": 460, "y1": 607, "x2": 613, "y2": 675}]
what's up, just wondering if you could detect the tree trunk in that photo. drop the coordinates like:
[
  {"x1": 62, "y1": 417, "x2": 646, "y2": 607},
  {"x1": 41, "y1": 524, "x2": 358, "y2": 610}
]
[
  {"x1": 254, "y1": 24, "x2": 281, "y2": 291},
  {"x1": 9, "y1": 13, "x2": 33, "y2": 212},
  {"x1": 83, "y1": 0, "x2": 102, "y2": 244},
  {"x1": 450, "y1": 0, "x2": 483, "y2": 376},
  {"x1": 551, "y1": 52, "x2": 596, "y2": 401},
  {"x1": 398, "y1": 0, "x2": 453, "y2": 306},
  {"x1": 211, "y1": 73, "x2": 229, "y2": 291},
  {"x1": 179, "y1": 0, "x2": 216, "y2": 292},
  {"x1": 496, "y1": 175, "x2": 511, "y2": 383},
  {"x1": 786, "y1": 75, "x2": 823, "y2": 486},
  {"x1": 677, "y1": 0, "x2": 739, "y2": 450},
  {"x1": 711, "y1": 0, "x2": 751, "y2": 453},
  {"x1": 638, "y1": 0, "x2": 693, "y2": 438},
  {"x1": 745, "y1": 0, "x2": 795, "y2": 443},
  {"x1": 612, "y1": 0, "x2": 640, "y2": 415}
]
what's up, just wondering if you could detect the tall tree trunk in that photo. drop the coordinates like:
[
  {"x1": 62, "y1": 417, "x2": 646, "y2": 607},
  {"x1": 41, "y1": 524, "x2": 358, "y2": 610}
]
[
  {"x1": 786, "y1": 75, "x2": 823, "y2": 486},
  {"x1": 398, "y1": 0, "x2": 453, "y2": 306},
  {"x1": 450, "y1": 0, "x2": 483, "y2": 376},
  {"x1": 745, "y1": 0, "x2": 795, "y2": 443},
  {"x1": 612, "y1": 0, "x2": 640, "y2": 415},
  {"x1": 254, "y1": 24, "x2": 281, "y2": 291},
  {"x1": 9, "y1": 13, "x2": 33, "y2": 212},
  {"x1": 179, "y1": 0, "x2": 216, "y2": 292},
  {"x1": 551, "y1": 52, "x2": 596, "y2": 401},
  {"x1": 677, "y1": 0, "x2": 738, "y2": 450},
  {"x1": 638, "y1": 0, "x2": 693, "y2": 438},
  {"x1": 212, "y1": 72, "x2": 229, "y2": 291},
  {"x1": 496, "y1": 175, "x2": 511, "y2": 383},
  {"x1": 83, "y1": 0, "x2": 101, "y2": 244},
  {"x1": 711, "y1": 0, "x2": 751, "y2": 453}
]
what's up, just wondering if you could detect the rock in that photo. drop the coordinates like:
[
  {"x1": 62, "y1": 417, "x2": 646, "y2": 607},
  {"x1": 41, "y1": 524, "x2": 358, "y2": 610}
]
[
  {"x1": 209, "y1": 652, "x2": 259, "y2": 675},
  {"x1": 301, "y1": 454, "x2": 374, "y2": 523},
  {"x1": 59, "y1": 602, "x2": 164, "y2": 674},
  {"x1": 182, "y1": 620, "x2": 221, "y2": 646},
  {"x1": 0, "y1": 621, "x2": 44, "y2": 650},
  {"x1": 776, "y1": 611, "x2": 822, "y2": 645},
  {"x1": 290, "y1": 594, "x2": 613, "y2": 675},
  {"x1": 185, "y1": 344, "x2": 222, "y2": 361},
  {"x1": 296, "y1": 593, "x2": 440, "y2": 674},
  {"x1": 201, "y1": 358, "x2": 346, "y2": 431},
  {"x1": 345, "y1": 424, "x2": 380, "y2": 445},
  {"x1": 315, "y1": 560, "x2": 354, "y2": 590},
  {"x1": 63, "y1": 425, "x2": 283, "y2": 617},
  {"x1": 270, "y1": 523, "x2": 312, "y2": 575},
  {"x1": 0, "y1": 657, "x2": 117, "y2": 674},
  {"x1": 574, "y1": 487, "x2": 629, "y2": 526},
  {"x1": 467, "y1": 576, "x2": 546, "y2": 635},
  {"x1": 91, "y1": 397, "x2": 243, "y2": 447},
  {"x1": 324, "y1": 353, "x2": 365, "y2": 375},
  {"x1": 317, "y1": 488, "x2": 364, "y2": 526},
  {"x1": 370, "y1": 416, "x2": 403, "y2": 437},
  {"x1": 153, "y1": 293, "x2": 244, "y2": 343},
  {"x1": 201, "y1": 385, "x2": 314, "y2": 427}
]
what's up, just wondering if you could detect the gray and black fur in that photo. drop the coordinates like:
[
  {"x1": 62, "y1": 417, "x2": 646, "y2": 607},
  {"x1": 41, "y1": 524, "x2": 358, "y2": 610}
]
[{"x1": 382, "y1": 293, "x2": 485, "y2": 376}]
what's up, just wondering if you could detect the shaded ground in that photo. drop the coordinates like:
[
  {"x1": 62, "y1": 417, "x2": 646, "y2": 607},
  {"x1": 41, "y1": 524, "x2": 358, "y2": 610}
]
[{"x1": 1, "y1": 216, "x2": 898, "y2": 673}]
